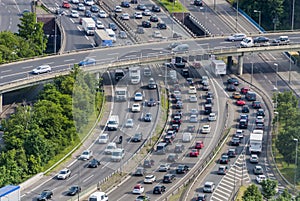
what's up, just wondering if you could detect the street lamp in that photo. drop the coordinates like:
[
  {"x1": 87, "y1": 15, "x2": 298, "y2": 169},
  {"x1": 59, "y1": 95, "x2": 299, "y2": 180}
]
[
  {"x1": 274, "y1": 111, "x2": 279, "y2": 161},
  {"x1": 235, "y1": 0, "x2": 239, "y2": 31},
  {"x1": 274, "y1": 63, "x2": 278, "y2": 108},
  {"x1": 292, "y1": 0, "x2": 295, "y2": 30},
  {"x1": 253, "y1": 10, "x2": 261, "y2": 27},
  {"x1": 293, "y1": 138, "x2": 298, "y2": 192}
]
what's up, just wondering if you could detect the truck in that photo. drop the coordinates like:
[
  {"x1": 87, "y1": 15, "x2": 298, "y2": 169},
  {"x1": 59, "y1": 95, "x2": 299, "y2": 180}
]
[
  {"x1": 249, "y1": 130, "x2": 263, "y2": 153},
  {"x1": 105, "y1": 29, "x2": 116, "y2": 42},
  {"x1": 129, "y1": 67, "x2": 141, "y2": 84},
  {"x1": 212, "y1": 60, "x2": 226, "y2": 75},
  {"x1": 94, "y1": 30, "x2": 113, "y2": 47},
  {"x1": 115, "y1": 69, "x2": 125, "y2": 81},
  {"x1": 115, "y1": 87, "x2": 127, "y2": 101},
  {"x1": 107, "y1": 115, "x2": 119, "y2": 131},
  {"x1": 88, "y1": 191, "x2": 108, "y2": 201},
  {"x1": 82, "y1": 18, "x2": 96, "y2": 35},
  {"x1": 111, "y1": 148, "x2": 125, "y2": 162},
  {"x1": 0, "y1": 185, "x2": 20, "y2": 201}
]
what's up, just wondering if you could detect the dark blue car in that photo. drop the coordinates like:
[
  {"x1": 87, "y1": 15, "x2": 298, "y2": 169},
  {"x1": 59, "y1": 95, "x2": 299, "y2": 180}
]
[{"x1": 78, "y1": 58, "x2": 96, "y2": 66}]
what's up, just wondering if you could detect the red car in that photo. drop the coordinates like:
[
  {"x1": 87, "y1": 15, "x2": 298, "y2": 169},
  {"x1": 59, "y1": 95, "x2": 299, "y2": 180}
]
[
  {"x1": 189, "y1": 149, "x2": 199, "y2": 157},
  {"x1": 195, "y1": 141, "x2": 204, "y2": 149},
  {"x1": 62, "y1": 1, "x2": 71, "y2": 8},
  {"x1": 236, "y1": 99, "x2": 246, "y2": 106},
  {"x1": 241, "y1": 86, "x2": 250, "y2": 94}
]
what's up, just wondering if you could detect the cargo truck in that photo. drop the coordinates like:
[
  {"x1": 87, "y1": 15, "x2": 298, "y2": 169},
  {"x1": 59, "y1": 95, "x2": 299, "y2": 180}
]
[
  {"x1": 94, "y1": 30, "x2": 113, "y2": 47},
  {"x1": 0, "y1": 185, "x2": 20, "y2": 201},
  {"x1": 115, "y1": 87, "x2": 127, "y2": 101},
  {"x1": 82, "y1": 18, "x2": 96, "y2": 35},
  {"x1": 249, "y1": 130, "x2": 263, "y2": 153},
  {"x1": 212, "y1": 60, "x2": 226, "y2": 75}
]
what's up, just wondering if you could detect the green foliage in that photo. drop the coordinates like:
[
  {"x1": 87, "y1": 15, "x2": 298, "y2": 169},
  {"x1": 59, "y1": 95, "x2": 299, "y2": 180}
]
[
  {"x1": 242, "y1": 184, "x2": 263, "y2": 201},
  {"x1": 272, "y1": 189, "x2": 293, "y2": 201},
  {"x1": 261, "y1": 179, "x2": 278, "y2": 199}
]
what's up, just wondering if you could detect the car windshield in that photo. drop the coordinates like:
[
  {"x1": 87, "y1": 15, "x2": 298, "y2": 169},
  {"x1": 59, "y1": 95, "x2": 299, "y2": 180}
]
[{"x1": 60, "y1": 170, "x2": 67, "y2": 174}]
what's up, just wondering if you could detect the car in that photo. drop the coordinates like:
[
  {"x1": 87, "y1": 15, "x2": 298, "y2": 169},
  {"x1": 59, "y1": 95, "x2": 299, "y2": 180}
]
[
  {"x1": 153, "y1": 185, "x2": 166, "y2": 194},
  {"x1": 230, "y1": 137, "x2": 240, "y2": 146},
  {"x1": 147, "y1": 98, "x2": 157, "y2": 106},
  {"x1": 133, "y1": 167, "x2": 145, "y2": 176},
  {"x1": 186, "y1": 78, "x2": 194, "y2": 85},
  {"x1": 256, "y1": 174, "x2": 267, "y2": 184},
  {"x1": 62, "y1": 1, "x2": 71, "y2": 8},
  {"x1": 227, "y1": 148, "x2": 237, "y2": 158},
  {"x1": 137, "y1": 27, "x2": 144, "y2": 34},
  {"x1": 227, "y1": 33, "x2": 246, "y2": 41},
  {"x1": 134, "y1": 92, "x2": 143, "y2": 101},
  {"x1": 121, "y1": 1, "x2": 130, "y2": 7},
  {"x1": 121, "y1": 13, "x2": 130, "y2": 20},
  {"x1": 256, "y1": 123, "x2": 264, "y2": 130},
  {"x1": 135, "y1": 11, "x2": 143, "y2": 19},
  {"x1": 163, "y1": 135, "x2": 173, "y2": 145},
  {"x1": 37, "y1": 190, "x2": 53, "y2": 201},
  {"x1": 68, "y1": 185, "x2": 81, "y2": 196},
  {"x1": 189, "y1": 114, "x2": 198, "y2": 123},
  {"x1": 232, "y1": 92, "x2": 242, "y2": 99},
  {"x1": 88, "y1": 158, "x2": 100, "y2": 168},
  {"x1": 172, "y1": 115, "x2": 182, "y2": 124},
  {"x1": 227, "y1": 84, "x2": 236, "y2": 91},
  {"x1": 80, "y1": 150, "x2": 93, "y2": 160},
  {"x1": 257, "y1": 108, "x2": 265, "y2": 117},
  {"x1": 219, "y1": 154, "x2": 229, "y2": 164},
  {"x1": 77, "y1": 3, "x2": 85, "y2": 10},
  {"x1": 163, "y1": 174, "x2": 176, "y2": 183},
  {"x1": 176, "y1": 164, "x2": 189, "y2": 174},
  {"x1": 190, "y1": 108, "x2": 198, "y2": 116},
  {"x1": 254, "y1": 36, "x2": 270, "y2": 45},
  {"x1": 98, "y1": 133, "x2": 109, "y2": 144},
  {"x1": 234, "y1": 129, "x2": 244, "y2": 139},
  {"x1": 206, "y1": 97, "x2": 213, "y2": 104},
  {"x1": 114, "y1": 5, "x2": 122, "y2": 12},
  {"x1": 196, "y1": 193, "x2": 207, "y2": 201},
  {"x1": 174, "y1": 144, "x2": 185, "y2": 153},
  {"x1": 108, "y1": 22, "x2": 117, "y2": 31},
  {"x1": 131, "y1": 0, "x2": 138, "y2": 3},
  {"x1": 158, "y1": 163, "x2": 170, "y2": 172},
  {"x1": 217, "y1": 165, "x2": 228, "y2": 175},
  {"x1": 125, "y1": 118, "x2": 134, "y2": 128},
  {"x1": 252, "y1": 101, "x2": 262, "y2": 109},
  {"x1": 135, "y1": 195, "x2": 150, "y2": 201},
  {"x1": 272, "y1": 36, "x2": 289, "y2": 45},
  {"x1": 57, "y1": 168, "x2": 71, "y2": 179},
  {"x1": 240, "y1": 37, "x2": 254, "y2": 48},
  {"x1": 253, "y1": 165, "x2": 264, "y2": 175},
  {"x1": 241, "y1": 86, "x2": 250, "y2": 94},
  {"x1": 142, "y1": 20, "x2": 151, "y2": 28},
  {"x1": 131, "y1": 103, "x2": 140, "y2": 112},
  {"x1": 190, "y1": 149, "x2": 199, "y2": 157},
  {"x1": 84, "y1": 10, "x2": 92, "y2": 17},
  {"x1": 90, "y1": 5, "x2": 99, "y2": 12},
  {"x1": 78, "y1": 57, "x2": 96, "y2": 66},
  {"x1": 137, "y1": 4, "x2": 147, "y2": 10},
  {"x1": 227, "y1": 77, "x2": 239, "y2": 85},
  {"x1": 167, "y1": 153, "x2": 179, "y2": 162},
  {"x1": 132, "y1": 184, "x2": 145, "y2": 194},
  {"x1": 152, "y1": 5, "x2": 161, "y2": 12},
  {"x1": 32, "y1": 64, "x2": 51, "y2": 74},
  {"x1": 189, "y1": 95, "x2": 197, "y2": 102},
  {"x1": 195, "y1": 141, "x2": 204, "y2": 149},
  {"x1": 203, "y1": 181, "x2": 215, "y2": 193},
  {"x1": 240, "y1": 114, "x2": 248, "y2": 121},
  {"x1": 171, "y1": 123, "x2": 180, "y2": 132},
  {"x1": 202, "y1": 82, "x2": 209, "y2": 91},
  {"x1": 119, "y1": 31, "x2": 127, "y2": 38},
  {"x1": 175, "y1": 100, "x2": 183, "y2": 109},
  {"x1": 239, "y1": 119, "x2": 248, "y2": 129},
  {"x1": 157, "y1": 22, "x2": 167, "y2": 29},
  {"x1": 84, "y1": 0, "x2": 94, "y2": 5},
  {"x1": 104, "y1": 142, "x2": 117, "y2": 154},
  {"x1": 250, "y1": 154, "x2": 259, "y2": 163},
  {"x1": 256, "y1": 116, "x2": 264, "y2": 124},
  {"x1": 150, "y1": 15, "x2": 159, "y2": 22},
  {"x1": 188, "y1": 85, "x2": 197, "y2": 94},
  {"x1": 208, "y1": 113, "x2": 216, "y2": 121},
  {"x1": 236, "y1": 99, "x2": 246, "y2": 106},
  {"x1": 144, "y1": 174, "x2": 156, "y2": 184},
  {"x1": 70, "y1": 10, "x2": 79, "y2": 18},
  {"x1": 242, "y1": 105, "x2": 250, "y2": 113},
  {"x1": 95, "y1": 20, "x2": 104, "y2": 29},
  {"x1": 144, "y1": 113, "x2": 152, "y2": 122},
  {"x1": 173, "y1": 110, "x2": 183, "y2": 118},
  {"x1": 201, "y1": 125, "x2": 211, "y2": 134},
  {"x1": 99, "y1": 10, "x2": 107, "y2": 18},
  {"x1": 142, "y1": 9, "x2": 151, "y2": 16},
  {"x1": 166, "y1": 130, "x2": 176, "y2": 140},
  {"x1": 153, "y1": 30, "x2": 162, "y2": 38},
  {"x1": 172, "y1": 90, "x2": 181, "y2": 100},
  {"x1": 132, "y1": 132, "x2": 143, "y2": 142},
  {"x1": 71, "y1": 0, "x2": 79, "y2": 3},
  {"x1": 143, "y1": 159, "x2": 154, "y2": 168}
]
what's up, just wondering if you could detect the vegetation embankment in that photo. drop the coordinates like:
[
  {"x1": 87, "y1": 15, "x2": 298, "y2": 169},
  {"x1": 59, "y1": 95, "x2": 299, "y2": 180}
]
[{"x1": 0, "y1": 67, "x2": 103, "y2": 187}]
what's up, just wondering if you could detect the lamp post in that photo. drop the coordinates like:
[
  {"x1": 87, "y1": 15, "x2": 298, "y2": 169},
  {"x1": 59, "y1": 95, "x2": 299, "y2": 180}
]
[
  {"x1": 235, "y1": 0, "x2": 239, "y2": 31},
  {"x1": 274, "y1": 63, "x2": 278, "y2": 108},
  {"x1": 291, "y1": 0, "x2": 295, "y2": 30},
  {"x1": 294, "y1": 138, "x2": 298, "y2": 192},
  {"x1": 253, "y1": 10, "x2": 261, "y2": 27},
  {"x1": 274, "y1": 111, "x2": 279, "y2": 161}
]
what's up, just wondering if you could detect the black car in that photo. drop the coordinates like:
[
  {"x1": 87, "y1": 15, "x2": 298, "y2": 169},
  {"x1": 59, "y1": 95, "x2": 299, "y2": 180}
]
[
  {"x1": 144, "y1": 113, "x2": 152, "y2": 122},
  {"x1": 90, "y1": 5, "x2": 99, "y2": 12},
  {"x1": 108, "y1": 23, "x2": 117, "y2": 31},
  {"x1": 163, "y1": 174, "x2": 176, "y2": 183},
  {"x1": 131, "y1": 0, "x2": 138, "y2": 3},
  {"x1": 227, "y1": 148, "x2": 237, "y2": 158},
  {"x1": 172, "y1": 115, "x2": 182, "y2": 124},
  {"x1": 152, "y1": 5, "x2": 161, "y2": 12},
  {"x1": 133, "y1": 167, "x2": 145, "y2": 176},
  {"x1": 167, "y1": 153, "x2": 179, "y2": 162},
  {"x1": 173, "y1": 110, "x2": 183, "y2": 118},
  {"x1": 206, "y1": 97, "x2": 213, "y2": 104},
  {"x1": 142, "y1": 21, "x2": 151, "y2": 28},
  {"x1": 253, "y1": 36, "x2": 269, "y2": 44},
  {"x1": 206, "y1": 91, "x2": 214, "y2": 98},
  {"x1": 37, "y1": 190, "x2": 53, "y2": 201},
  {"x1": 252, "y1": 101, "x2": 262, "y2": 109},
  {"x1": 85, "y1": 10, "x2": 92, "y2": 17},
  {"x1": 163, "y1": 135, "x2": 173, "y2": 145},
  {"x1": 230, "y1": 137, "x2": 240, "y2": 146},
  {"x1": 239, "y1": 119, "x2": 248, "y2": 129},
  {"x1": 171, "y1": 123, "x2": 180, "y2": 132},
  {"x1": 174, "y1": 144, "x2": 185, "y2": 153},
  {"x1": 219, "y1": 154, "x2": 229, "y2": 164},
  {"x1": 157, "y1": 22, "x2": 167, "y2": 29},
  {"x1": 227, "y1": 84, "x2": 236, "y2": 91},
  {"x1": 120, "y1": 1, "x2": 130, "y2": 7},
  {"x1": 143, "y1": 159, "x2": 154, "y2": 168},
  {"x1": 176, "y1": 164, "x2": 189, "y2": 174},
  {"x1": 256, "y1": 108, "x2": 265, "y2": 117},
  {"x1": 88, "y1": 158, "x2": 100, "y2": 168},
  {"x1": 147, "y1": 98, "x2": 157, "y2": 106},
  {"x1": 150, "y1": 15, "x2": 159, "y2": 22},
  {"x1": 153, "y1": 185, "x2": 166, "y2": 194},
  {"x1": 227, "y1": 78, "x2": 239, "y2": 85},
  {"x1": 175, "y1": 100, "x2": 183, "y2": 109},
  {"x1": 137, "y1": 4, "x2": 147, "y2": 10},
  {"x1": 194, "y1": 0, "x2": 203, "y2": 6},
  {"x1": 242, "y1": 105, "x2": 250, "y2": 113},
  {"x1": 187, "y1": 125, "x2": 196, "y2": 133},
  {"x1": 68, "y1": 185, "x2": 81, "y2": 196},
  {"x1": 132, "y1": 132, "x2": 143, "y2": 142}
]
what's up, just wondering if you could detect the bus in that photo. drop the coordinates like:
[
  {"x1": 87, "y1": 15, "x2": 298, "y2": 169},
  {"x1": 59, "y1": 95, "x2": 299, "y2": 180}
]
[{"x1": 129, "y1": 67, "x2": 141, "y2": 84}]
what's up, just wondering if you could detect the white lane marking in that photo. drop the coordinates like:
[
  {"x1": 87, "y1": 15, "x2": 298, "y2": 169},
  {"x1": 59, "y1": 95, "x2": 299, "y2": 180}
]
[
  {"x1": 70, "y1": 18, "x2": 74, "y2": 23},
  {"x1": 77, "y1": 26, "x2": 82, "y2": 31},
  {"x1": 116, "y1": 194, "x2": 127, "y2": 201},
  {"x1": 107, "y1": 53, "x2": 119, "y2": 56},
  {"x1": 125, "y1": 55, "x2": 136, "y2": 58},
  {"x1": 98, "y1": 57, "x2": 115, "y2": 61},
  {"x1": 1, "y1": 69, "x2": 12, "y2": 73},
  {"x1": 85, "y1": 35, "x2": 89, "y2": 40},
  {"x1": 22, "y1": 66, "x2": 33, "y2": 69},
  {"x1": 83, "y1": 174, "x2": 94, "y2": 183},
  {"x1": 64, "y1": 59, "x2": 76, "y2": 62},
  {"x1": 47, "y1": 62, "x2": 54, "y2": 64}
]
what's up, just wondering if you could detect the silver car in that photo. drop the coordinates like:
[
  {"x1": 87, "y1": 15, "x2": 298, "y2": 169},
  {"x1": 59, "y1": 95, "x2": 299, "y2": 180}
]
[
  {"x1": 32, "y1": 64, "x2": 51, "y2": 74},
  {"x1": 227, "y1": 33, "x2": 246, "y2": 41}
]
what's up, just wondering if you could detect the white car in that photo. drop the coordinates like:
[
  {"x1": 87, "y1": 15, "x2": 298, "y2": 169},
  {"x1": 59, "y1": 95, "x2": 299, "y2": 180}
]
[
  {"x1": 208, "y1": 113, "x2": 216, "y2": 121},
  {"x1": 96, "y1": 20, "x2": 104, "y2": 29},
  {"x1": 72, "y1": 0, "x2": 79, "y2": 3},
  {"x1": 71, "y1": 10, "x2": 79, "y2": 18},
  {"x1": 227, "y1": 33, "x2": 247, "y2": 41},
  {"x1": 201, "y1": 125, "x2": 211, "y2": 133},
  {"x1": 121, "y1": 13, "x2": 130, "y2": 20},
  {"x1": 153, "y1": 30, "x2": 162, "y2": 38},
  {"x1": 80, "y1": 150, "x2": 93, "y2": 160},
  {"x1": 131, "y1": 103, "x2": 141, "y2": 112},
  {"x1": 190, "y1": 108, "x2": 198, "y2": 116},
  {"x1": 142, "y1": 9, "x2": 151, "y2": 16},
  {"x1": 256, "y1": 175, "x2": 266, "y2": 184},
  {"x1": 57, "y1": 168, "x2": 71, "y2": 180},
  {"x1": 144, "y1": 175, "x2": 156, "y2": 184},
  {"x1": 77, "y1": 3, "x2": 85, "y2": 11},
  {"x1": 134, "y1": 92, "x2": 143, "y2": 101},
  {"x1": 240, "y1": 37, "x2": 254, "y2": 47},
  {"x1": 250, "y1": 154, "x2": 259, "y2": 163},
  {"x1": 32, "y1": 64, "x2": 51, "y2": 74},
  {"x1": 99, "y1": 10, "x2": 107, "y2": 18},
  {"x1": 115, "y1": 6, "x2": 122, "y2": 12},
  {"x1": 132, "y1": 184, "x2": 144, "y2": 194},
  {"x1": 189, "y1": 114, "x2": 198, "y2": 123},
  {"x1": 159, "y1": 163, "x2": 170, "y2": 171},
  {"x1": 134, "y1": 12, "x2": 142, "y2": 19},
  {"x1": 98, "y1": 133, "x2": 109, "y2": 144},
  {"x1": 104, "y1": 142, "x2": 117, "y2": 154},
  {"x1": 188, "y1": 86, "x2": 197, "y2": 94},
  {"x1": 189, "y1": 95, "x2": 197, "y2": 102},
  {"x1": 84, "y1": 0, "x2": 94, "y2": 6},
  {"x1": 125, "y1": 118, "x2": 134, "y2": 128}
]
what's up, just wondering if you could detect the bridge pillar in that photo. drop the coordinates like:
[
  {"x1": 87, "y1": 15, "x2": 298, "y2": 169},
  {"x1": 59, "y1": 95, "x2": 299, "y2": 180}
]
[
  {"x1": 227, "y1": 56, "x2": 233, "y2": 70},
  {"x1": 0, "y1": 93, "x2": 2, "y2": 113},
  {"x1": 238, "y1": 55, "x2": 244, "y2": 75}
]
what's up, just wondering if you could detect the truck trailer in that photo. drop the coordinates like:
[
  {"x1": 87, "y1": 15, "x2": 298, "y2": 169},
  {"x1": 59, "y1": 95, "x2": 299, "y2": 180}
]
[
  {"x1": 0, "y1": 185, "x2": 20, "y2": 201},
  {"x1": 249, "y1": 130, "x2": 263, "y2": 153},
  {"x1": 211, "y1": 60, "x2": 226, "y2": 75},
  {"x1": 82, "y1": 18, "x2": 96, "y2": 35},
  {"x1": 115, "y1": 87, "x2": 127, "y2": 101},
  {"x1": 94, "y1": 30, "x2": 113, "y2": 47}
]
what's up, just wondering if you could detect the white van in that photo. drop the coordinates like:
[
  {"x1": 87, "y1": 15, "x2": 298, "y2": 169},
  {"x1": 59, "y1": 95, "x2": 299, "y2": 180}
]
[
  {"x1": 182, "y1": 132, "x2": 192, "y2": 142},
  {"x1": 105, "y1": 29, "x2": 116, "y2": 42},
  {"x1": 107, "y1": 115, "x2": 119, "y2": 131},
  {"x1": 111, "y1": 148, "x2": 125, "y2": 162},
  {"x1": 172, "y1": 44, "x2": 189, "y2": 52},
  {"x1": 88, "y1": 191, "x2": 108, "y2": 201},
  {"x1": 98, "y1": 133, "x2": 109, "y2": 144}
]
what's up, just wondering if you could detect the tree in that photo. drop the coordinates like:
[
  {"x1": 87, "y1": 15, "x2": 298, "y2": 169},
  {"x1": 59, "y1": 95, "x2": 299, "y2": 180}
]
[
  {"x1": 273, "y1": 189, "x2": 293, "y2": 201},
  {"x1": 242, "y1": 184, "x2": 263, "y2": 201},
  {"x1": 261, "y1": 179, "x2": 278, "y2": 199}
]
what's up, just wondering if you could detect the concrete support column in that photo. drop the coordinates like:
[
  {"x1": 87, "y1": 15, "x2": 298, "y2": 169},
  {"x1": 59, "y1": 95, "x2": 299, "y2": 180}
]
[
  {"x1": 227, "y1": 56, "x2": 233, "y2": 70},
  {"x1": 0, "y1": 93, "x2": 2, "y2": 113},
  {"x1": 95, "y1": 72, "x2": 100, "y2": 80},
  {"x1": 238, "y1": 55, "x2": 244, "y2": 75}
]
